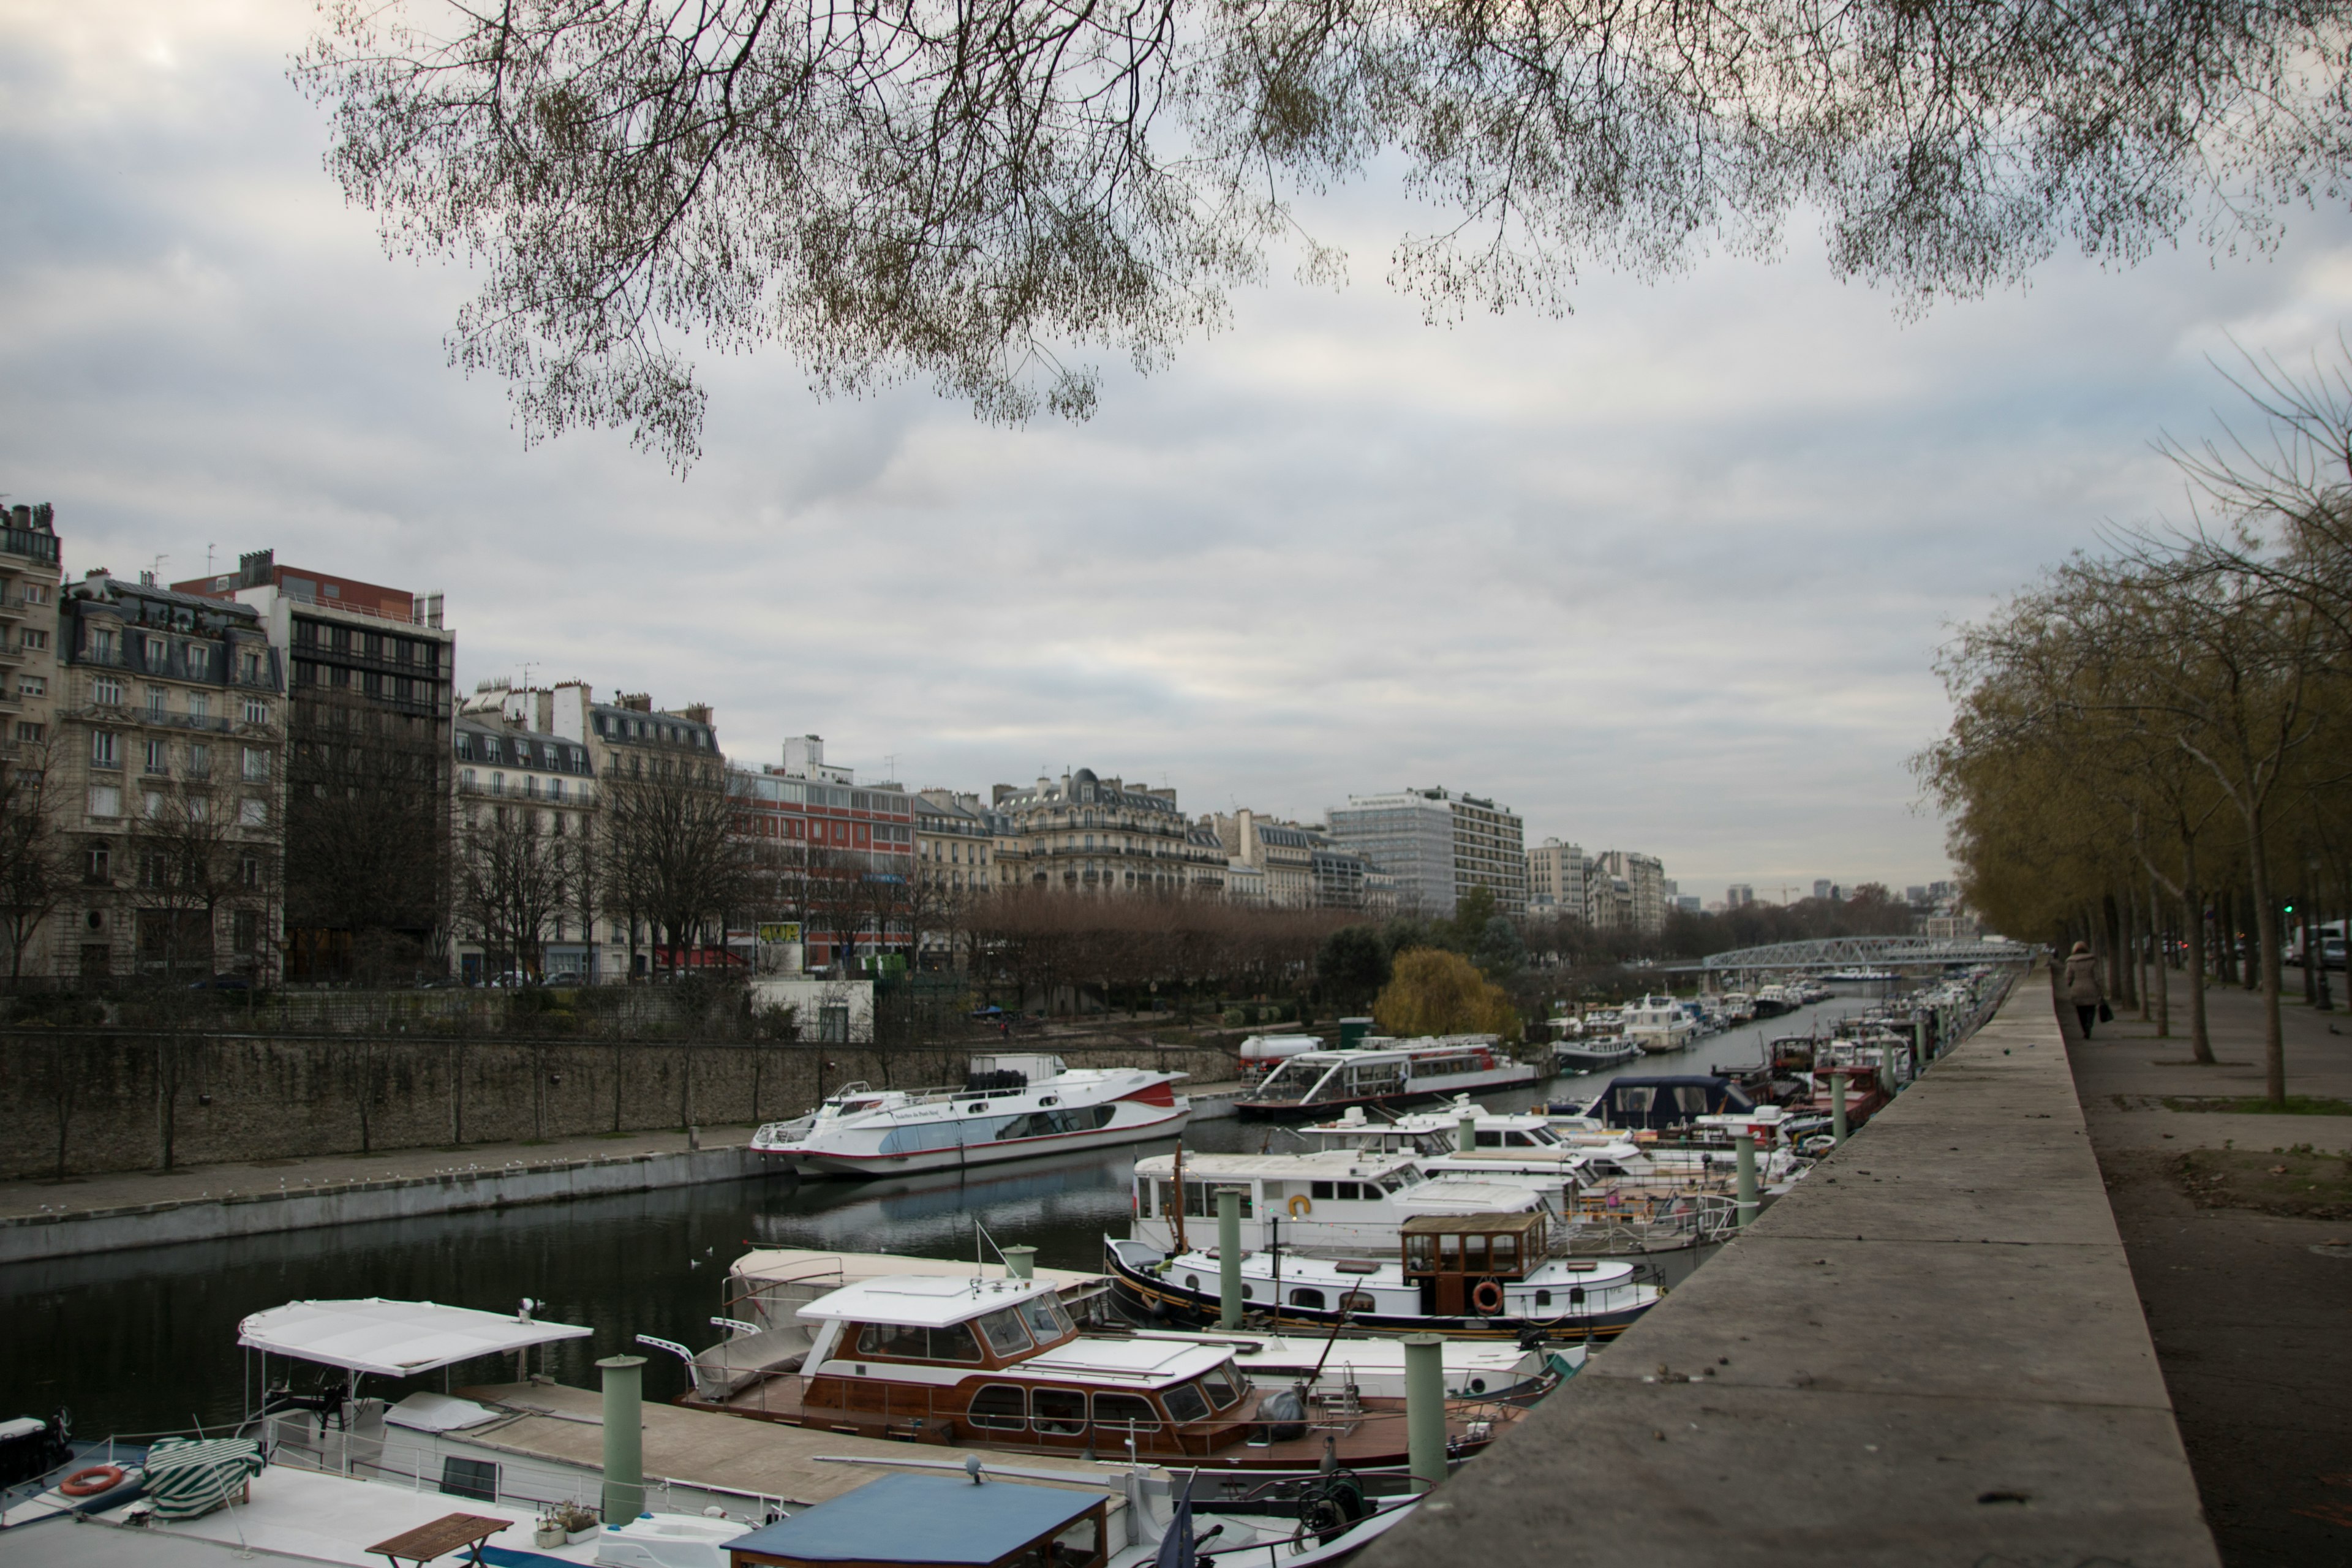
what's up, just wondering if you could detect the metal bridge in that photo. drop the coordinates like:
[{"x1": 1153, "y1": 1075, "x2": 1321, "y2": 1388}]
[{"x1": 1697, "y1": 935, "x2": 2035, "y2": 974}]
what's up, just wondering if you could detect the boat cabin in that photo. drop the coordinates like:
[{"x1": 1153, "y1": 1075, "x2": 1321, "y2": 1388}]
[
  {"x1": 1128, "y1": 1150, "x2": 1547, "y2": 1255},
  {"x1": 717, "y1": 1275, "x2": 1261, "y2": 1458},
  {"x1": 1235, "y1": 1036, "x2": 1525, "y2": 1117},
  {"x1": 727, "y1": 1471, "x2": 1107, "y2": 1568},
  {"x1": 1583, "y1": 1076, "x2": 1758, "y2": 1132},
  {"x1": 1401, "y1": 1212, "x2": 1550, "y2": 1316}
]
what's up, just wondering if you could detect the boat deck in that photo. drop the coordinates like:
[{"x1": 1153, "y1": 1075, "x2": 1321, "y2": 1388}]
[{"x1": 448, "y1": 1381, "x2": 1123, "y2": 1507}]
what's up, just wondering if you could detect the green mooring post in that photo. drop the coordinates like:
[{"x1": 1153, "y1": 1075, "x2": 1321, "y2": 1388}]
[
  {"x1": 1217, "y1": 1188, "x2": 1244, "y2": 1330},
  {"x1": 1403, "y1": 1334, "x2": 1447, "y2": 1494},
  {"x1": 1733, "y1": 1133, "x2": 1760, "y2": 1229},
  {"x1": 1830, "y1": 1069, "x2": 1849, "y2": 1148},
  {"x1": 598, "y1": 1354, "x2": 646, "y2": 1523},
  {"x1": 1002, "y1": 1245, "x2": 1037, "y2": 1280}
]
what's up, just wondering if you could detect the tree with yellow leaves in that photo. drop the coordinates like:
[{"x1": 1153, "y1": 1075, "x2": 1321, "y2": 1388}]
[{"x1": 1373, "y1": 948, "x2": 1520, "y2": 1042}]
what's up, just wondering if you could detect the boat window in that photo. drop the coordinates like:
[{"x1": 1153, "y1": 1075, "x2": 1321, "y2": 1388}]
[
  {"x1": 1474, "y1": 1130, "x2": 1502, "y2": 1148},
  {"x1": 1310, "y1": 1181, "x2": 1333, "y2": 1200},
  {"x1": 1032, "y1": 1387, "x2": 1087, "y2": 1434},
  {"x1": 1093, "y1": 1393, "x2": 1161, "y2": 1432},
  {"x1": 1618, "y1": 1087, "x2": 1655, "y2": 1112},
  {"x1": 439, "y1": 1457, "x2": 498, "y2": 1502},
  {"x1": 1184, "y1": 1183, "x2": 1254, "y2": 1218},
  {"x1": 1676, "y1": 1087, "x2": 1711, "y2": 1113},
  {"x1": 1463, "y1": 1234, "x2": 1488, "y2": 1273},
  {"x1": 1404, "y1": 1235, "x2": 1434, "y2": 1273},
  {"x1": 1339, "y1": 1292, "x2": 1376, "y2": 1313},
  {"x1": 1202, "y1": 1364, "x2": 1246, "y2": 1409},
  {"x1": 1337, "y1": 1182, "x2": 1363, "y2": 1200},
  {"x1": 1438, "y1": 1233, "x2": 1461, "y2": 1269},
  {"x1": 1289, "y1": 1287, "x2": 1327, "y2": 1309},
  {"x1": 1161, "y1": 1382, "x2": 1210, "y2": 1424},
  {"x1": 1491, "y1": 1232, "x2": 1520, "y2": 1273},
  {"x1": 858, "y1": 1322, "x2": 982, "y2": 1362},
  {"x1": 967, "y1": 1384, "x2": 1027, "y2": 1430},
  {"x1": 1019, "y1": 1292, "x2": 1074, "y2": 1344},
  {"x1": 975, "y1": 1308, "x2": 1033, "y2": 1359},
  {"x1": 1505, "y1": 1132, "x2": 1536, "y2": 1147},
  {"x1": 1378, "y1": 1180, "x2": 1403, "y2": 1196},
  {"x1": 1534, "y1": 1290, "x2": 1551, "y2": 1307}
]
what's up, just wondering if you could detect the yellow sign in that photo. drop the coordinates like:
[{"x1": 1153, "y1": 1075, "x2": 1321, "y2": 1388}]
[{"x1": 756, "y1": 923, "x2": 802, "y2": 944}]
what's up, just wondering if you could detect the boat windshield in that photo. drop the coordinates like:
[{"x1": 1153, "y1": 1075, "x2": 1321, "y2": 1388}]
[
  {"x1": 973, "y1": 1307, "x2": 1033, "y2": 1359},
  {"x1": 1018, "y1": 1292, "x2": 1074, "y2": 1345},
  {"x1": 1161, "y1": 1382, "x2": 1211, "y2": 1423},
  {"x1": 1201, "y1": 1363, "x2": 1246, "y2": 1409}
]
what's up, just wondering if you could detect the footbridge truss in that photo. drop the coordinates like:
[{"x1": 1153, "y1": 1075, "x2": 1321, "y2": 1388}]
[{"x1": 1699, "y1": 935, "x2": 2034, "y2": 974}]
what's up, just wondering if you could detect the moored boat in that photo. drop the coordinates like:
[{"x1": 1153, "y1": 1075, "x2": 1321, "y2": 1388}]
[
  {"x1": 1232, "y1": 1038, "x2": 1537, "y2": 1118},
  {"x1": 750, "y1": 1054, "x2": 1188, "y2": 1176}
]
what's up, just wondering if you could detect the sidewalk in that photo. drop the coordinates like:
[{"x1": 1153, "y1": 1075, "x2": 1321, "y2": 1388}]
[
  {"x1": 0, "y1": 1121, "x2": 747, "y2": 1223},
  {"x1": 2065, "y1": 969, "x2": 2352, "y2": 1566}
]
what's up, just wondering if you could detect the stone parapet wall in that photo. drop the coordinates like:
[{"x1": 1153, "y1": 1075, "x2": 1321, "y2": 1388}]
[{"x1": 0, "y1": 1031, "x2": 1236, "y2": 1180}]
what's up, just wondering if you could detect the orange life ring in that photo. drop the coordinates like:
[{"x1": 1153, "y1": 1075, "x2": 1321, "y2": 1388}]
[
  {"x1": 1471, "y1": 1280, "x2": 1504, "y2": 1315},
  {"x1": 59, "y1": 1466, "x2": 126, "y2": 1498}
]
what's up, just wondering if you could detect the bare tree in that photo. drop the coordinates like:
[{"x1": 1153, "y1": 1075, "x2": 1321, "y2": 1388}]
[
  {"x1": 456, "y1": 802, "x2": 570, "y2": 981},
  {"x1": 0, "y1": 739, "x2": 67, "y2": 987},
  {"x1": 295, "y1": 0, "x2": 2352, "y2": 468},
  {"x1": 600, "y1": 756, "x2": 752, "y2": 978}
]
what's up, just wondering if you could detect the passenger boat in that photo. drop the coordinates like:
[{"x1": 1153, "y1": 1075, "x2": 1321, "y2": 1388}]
[
  {"x1": 1128, "y1": 1149, "x2": 1559, "y2": 1256},
  {"x1": 1232, "y1": 1038, "x2": 1538, "y2": 1119},
  {"x1": 749, "y1": 1054, "x2": 1189, "y2": 1175},
  {"x1": 676, "y1": 1274, "x2": 1521, "y2": 1471},
  {"x1": 1619, "y1": 995, "x2": 1698, "y2": 1054},
  {"x1": 1106, "y1": 1208, "x2": 1659, "y2": 1341},
  {"x1": 1552, "y1": 1034, "x2": 1640, "y2": 1072}
]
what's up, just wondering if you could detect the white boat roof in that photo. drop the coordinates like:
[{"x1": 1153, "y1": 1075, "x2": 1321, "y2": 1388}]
[
  {"x1": 729, "y1": 1248, "x2": 1105, "y2": 1291},
  {"x1": 1132, "y1": 1150, "x2": 1422, "y2": 1180},
  {"x1": 798, "y1": 1274, "x2": 1058, "y2": 1327},
  {"x1": 237, "y1": 1298, "x2": 591, "y2": 1377},
  {"x1": 1022, "y1": 1338, "x2": 1233, "y2": 1385},
  {"x1": 1278, "y1": 1036, "x2": 1502, "y2": 1065},
  {"x1": 1395, "y1": 1179, "x2": 1547, "y2": 1212}
]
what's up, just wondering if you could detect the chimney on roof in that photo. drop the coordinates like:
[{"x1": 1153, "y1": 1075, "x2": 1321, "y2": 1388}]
[
  {"x1": 681, "y1": 703, "x2": 712, "y2": 726},
  {"x1": 238, "y1": 549, "x2": 274, "y2": 590}
]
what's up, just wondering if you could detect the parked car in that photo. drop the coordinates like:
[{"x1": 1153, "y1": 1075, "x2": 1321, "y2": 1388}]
[{"x1": 186, "y1": 973, "x2": 255, "y2": 992}]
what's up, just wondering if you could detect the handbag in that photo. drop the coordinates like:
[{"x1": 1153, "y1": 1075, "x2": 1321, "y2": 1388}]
[{"x1": 2097, "y1": 1001, "x2": 2114, "y2": 1023}]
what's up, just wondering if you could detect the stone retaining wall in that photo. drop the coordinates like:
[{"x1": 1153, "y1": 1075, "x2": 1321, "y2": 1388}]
[{"x1": 0, "y1": 1031, "x2": 1236, "y2": 1180}]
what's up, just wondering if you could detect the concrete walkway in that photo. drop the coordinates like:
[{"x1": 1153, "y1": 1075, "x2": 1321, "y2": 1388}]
[
  {"x1": 1360, "y1": 973, "x2": 2220, "y2": 1568},
  {"x1": 2068, "y1": 969, "x2": 2352, "y2": 1566}
]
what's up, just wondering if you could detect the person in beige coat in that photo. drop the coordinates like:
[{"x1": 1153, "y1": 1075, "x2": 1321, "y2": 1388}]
[{"x1": 2063, "y1": 941, "x2": 2105, "y2": 1038}]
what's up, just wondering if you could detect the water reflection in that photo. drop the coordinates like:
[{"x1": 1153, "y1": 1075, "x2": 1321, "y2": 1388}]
[{"x1": 0, "y1": 998, "x2": 1867, "y2": 1441}]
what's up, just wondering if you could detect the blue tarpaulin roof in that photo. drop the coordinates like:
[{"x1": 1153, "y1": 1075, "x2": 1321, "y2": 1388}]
[{"x1": 727, "y1": 1474, "x2": 1099, "y2": 1566}]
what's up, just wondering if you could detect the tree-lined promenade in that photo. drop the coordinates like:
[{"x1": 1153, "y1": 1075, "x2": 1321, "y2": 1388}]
[{"x1": 1923, "y1": 348, "x2": 2352, "y2": 1106}]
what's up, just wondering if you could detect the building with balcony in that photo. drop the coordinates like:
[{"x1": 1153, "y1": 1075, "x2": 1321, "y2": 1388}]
[
  {"x1": 0, "y1": 503, "x2": 64, "y2": 768},
  {"x1": 1326, "y1": 786, "x2": 1526, "y2": 917},
  {"x1": 451, "y1": 708, "x2": 601, "y2": 984},
  {"x1": 1207, "y1": 810, "x2": 1318, "y2": 907},
  {"x1": 914, "y1": 788, "x2": 998, "y2": 897},
  {"x1": 177, "y1": 551, "x2": 453, "y2": 981},
  {"x1": 55, "y1": 569, "x2": 285, "y2": 981},
  {"x1": 990, "y1": 769, "x2": 1224, "y2": 895}
]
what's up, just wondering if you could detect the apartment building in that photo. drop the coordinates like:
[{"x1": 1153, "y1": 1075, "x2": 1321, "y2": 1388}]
[
  {"x1": 178, "y1": 551, "x2": 453, "y2": 981},
  {"x1": 1526, "y1": 838, "x2": 1588, "y2": 918},
  {"x1": 450, "y1": 692, "x2": 602, "y2": 983},
  {"x1": 1327, "y1": 786, "x2": 1526, "y2": 917},
  {"x1": 914, "y1": 788, "x2": 998, "y2": 895},
  {"x1": 1208, "y1": 810, "x2": 1318, "y2": 907},
  {"x1": 1593, "y1": 850, "x2": 1668, "y2": 936},
  {"x1": 0, "y1": 505, "x2": 63, "y2": 763},
  {"x1": 1726, "y1": 884, "x2": 1755, "y2": 908},
  {"x1": 990, "y1": 769, "x2": 1224, "y2": 894},
  {"x1": 56, "y1": 570, "x2": 286, "y2": 981}
]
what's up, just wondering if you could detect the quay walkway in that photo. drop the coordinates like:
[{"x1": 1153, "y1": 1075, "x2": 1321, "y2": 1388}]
[{"x1": 1364, "y1": 973, "x2": 2222, "y2": 1568}]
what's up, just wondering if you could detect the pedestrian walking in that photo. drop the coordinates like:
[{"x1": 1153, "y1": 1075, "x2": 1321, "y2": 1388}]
[{"x1": 2063, "y1": 941, "x2": 2106, "y2": 1038}]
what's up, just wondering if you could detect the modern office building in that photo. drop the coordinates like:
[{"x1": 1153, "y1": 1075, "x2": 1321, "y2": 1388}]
[
  {"x1": 733, "y1": 735, "x2": 914, "y2": 974},
  {"x1": 1327, "y1": 787, "x2": 1525, "y2": 917},
  {"x1": 1726, "y1": 883, "x2": 1755, "y2": 908}
]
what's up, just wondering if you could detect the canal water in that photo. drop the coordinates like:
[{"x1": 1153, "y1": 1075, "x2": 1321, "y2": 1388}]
[{"x1": 0, "y1": 999, "x2": 1872, "y2": 1442}]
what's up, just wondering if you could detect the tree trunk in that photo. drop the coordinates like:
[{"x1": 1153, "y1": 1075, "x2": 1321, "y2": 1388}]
[
  {"x1": 2247, "y1": 833, "x2": 2286, "y2": 1105},
  {"x1": 2185, "y1": 881, "x2": 2212, "y2": 1063},
  {"x1": 2146, "y1": 878, "x2": 2165, "y2": 1035},
  {"x1": 2214, "y1": 888, "x2": 2239, "y2": 985}
]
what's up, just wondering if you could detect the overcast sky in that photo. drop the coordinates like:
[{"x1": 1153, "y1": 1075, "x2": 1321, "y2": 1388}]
[{"x1": 7, "y1": 0, "x2": 2352, "y2": 904}]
